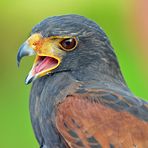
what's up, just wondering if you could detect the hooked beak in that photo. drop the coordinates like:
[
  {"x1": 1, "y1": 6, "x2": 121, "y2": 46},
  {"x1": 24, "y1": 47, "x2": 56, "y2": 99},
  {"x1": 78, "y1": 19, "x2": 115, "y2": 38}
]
[
  {"x1": 17, "y1": 41, "x2": 35, "y2": 67},
  {"x1": 17, "y1": 33, "x2": 64, "y2": 85}
]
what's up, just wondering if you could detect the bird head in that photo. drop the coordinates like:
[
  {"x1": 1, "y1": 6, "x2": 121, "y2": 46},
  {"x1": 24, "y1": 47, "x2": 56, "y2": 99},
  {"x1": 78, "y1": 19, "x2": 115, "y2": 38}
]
[{"x1": 17, "y1": 15, "x2": 124, "y2": 84}]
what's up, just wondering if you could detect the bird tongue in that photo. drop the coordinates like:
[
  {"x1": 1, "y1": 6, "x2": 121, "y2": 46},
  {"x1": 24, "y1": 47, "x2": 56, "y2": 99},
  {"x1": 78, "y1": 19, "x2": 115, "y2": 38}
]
[{"x1": 34, "y1": 56, "x2": 57, "y2": 73}]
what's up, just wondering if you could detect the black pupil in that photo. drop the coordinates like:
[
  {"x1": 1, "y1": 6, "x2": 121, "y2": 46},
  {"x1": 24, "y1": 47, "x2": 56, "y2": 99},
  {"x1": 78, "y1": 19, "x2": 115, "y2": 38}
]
[
  {"x1": 61, "y1": 38, "x2": 76, "y2": 50},
  {"x1": 65, "y1": 40, "x2": 71, "y2": 46}
]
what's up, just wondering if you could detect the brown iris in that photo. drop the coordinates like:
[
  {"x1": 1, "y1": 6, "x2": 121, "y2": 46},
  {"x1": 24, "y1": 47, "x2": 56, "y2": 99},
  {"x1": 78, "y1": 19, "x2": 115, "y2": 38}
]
[{"x1": 59, "y1": 37, "x2": 77, "y2": 51}]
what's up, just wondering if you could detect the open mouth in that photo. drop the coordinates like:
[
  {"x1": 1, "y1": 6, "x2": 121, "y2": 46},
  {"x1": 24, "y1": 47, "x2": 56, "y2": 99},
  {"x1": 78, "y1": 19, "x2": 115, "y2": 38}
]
[
  {"x1": 25, "y1": 55, "x2": 60, "y2": 84},
  {"x1": 33, "y1": 56, "x2": 59, "y2": 75}
]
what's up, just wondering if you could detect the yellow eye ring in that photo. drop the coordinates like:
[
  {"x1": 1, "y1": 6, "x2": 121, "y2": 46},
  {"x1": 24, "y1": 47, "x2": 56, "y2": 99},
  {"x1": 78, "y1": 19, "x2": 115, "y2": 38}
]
[{"x1": 59, "y1": 37, "x2": 78, "y2": 51}]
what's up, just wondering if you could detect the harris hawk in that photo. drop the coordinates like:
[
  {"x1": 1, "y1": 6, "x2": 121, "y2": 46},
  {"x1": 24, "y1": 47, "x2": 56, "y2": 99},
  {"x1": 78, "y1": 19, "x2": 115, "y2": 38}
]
[{"x1": 17, "y1": 15, "x2": 148, "y2": 148}]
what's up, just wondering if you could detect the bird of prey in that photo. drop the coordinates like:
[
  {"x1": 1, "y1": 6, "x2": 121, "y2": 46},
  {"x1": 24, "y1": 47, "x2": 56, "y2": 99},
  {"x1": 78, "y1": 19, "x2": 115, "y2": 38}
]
[{"x1": 17, "y1": 15, "x2": 148, "y2": 148}]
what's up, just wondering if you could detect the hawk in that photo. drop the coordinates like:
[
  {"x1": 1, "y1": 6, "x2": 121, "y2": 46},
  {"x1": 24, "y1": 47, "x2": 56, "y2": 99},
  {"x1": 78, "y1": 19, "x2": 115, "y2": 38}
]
[{"x1": 17, "y1": 15, "x2": 148, "y2": 148}]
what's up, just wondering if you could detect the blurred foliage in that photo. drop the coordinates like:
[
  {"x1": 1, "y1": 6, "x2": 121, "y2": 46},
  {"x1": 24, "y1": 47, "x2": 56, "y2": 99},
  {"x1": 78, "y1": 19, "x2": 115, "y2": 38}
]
[{"x1": 0, "y1": 0, "x2": 147, "y2": 147}]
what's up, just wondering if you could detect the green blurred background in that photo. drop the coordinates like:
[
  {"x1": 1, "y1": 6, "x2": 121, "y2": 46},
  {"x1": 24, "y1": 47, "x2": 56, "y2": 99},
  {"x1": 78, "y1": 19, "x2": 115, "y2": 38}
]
[{"x1": 0, "y1": 0, "x2": 147, "y2": 147}]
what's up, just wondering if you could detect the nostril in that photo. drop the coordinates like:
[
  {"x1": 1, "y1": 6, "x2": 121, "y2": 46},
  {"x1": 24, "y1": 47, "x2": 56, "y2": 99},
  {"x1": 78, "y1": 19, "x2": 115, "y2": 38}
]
[
  {"x1": 32, "y1": 40, "x2": 43, "y2": 50},
  {"x1": 33, "y1": 41, "x2": 39, "y2": 46}
]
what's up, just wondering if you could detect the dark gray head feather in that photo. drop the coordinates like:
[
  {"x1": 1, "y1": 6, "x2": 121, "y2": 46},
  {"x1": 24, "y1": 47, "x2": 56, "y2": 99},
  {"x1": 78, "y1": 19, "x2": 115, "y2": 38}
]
[{"x1": 32, "y1": 14, "x2": 126, "y2": 86}]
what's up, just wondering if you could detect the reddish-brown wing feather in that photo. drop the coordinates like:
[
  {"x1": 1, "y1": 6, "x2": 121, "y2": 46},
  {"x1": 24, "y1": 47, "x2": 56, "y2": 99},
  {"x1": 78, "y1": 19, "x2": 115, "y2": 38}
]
[{"x1": 55, "y1": 91, "x2": 148, "y2": 148}]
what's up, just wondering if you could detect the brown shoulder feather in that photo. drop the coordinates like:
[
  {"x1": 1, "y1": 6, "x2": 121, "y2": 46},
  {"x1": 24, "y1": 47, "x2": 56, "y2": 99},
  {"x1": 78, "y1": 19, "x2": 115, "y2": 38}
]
[{"x1": 55, "y1": 90, "x2": 148, "y2": 148}]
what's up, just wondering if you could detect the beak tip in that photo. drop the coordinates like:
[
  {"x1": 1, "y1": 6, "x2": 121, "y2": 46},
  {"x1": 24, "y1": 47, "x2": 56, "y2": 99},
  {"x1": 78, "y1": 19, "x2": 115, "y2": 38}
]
[
  {"x1": 25, "y1": 81, "x2": 30, "y2": 85},
  {"x1": 17, "y1": 61, "x2": 20, "y2": 68},
  {"x1": 25, "y1": 75, "x2": 34, "y2": 85},
  {"x1": 16, "y1": 51, "x2": 21, "y2": 67}
]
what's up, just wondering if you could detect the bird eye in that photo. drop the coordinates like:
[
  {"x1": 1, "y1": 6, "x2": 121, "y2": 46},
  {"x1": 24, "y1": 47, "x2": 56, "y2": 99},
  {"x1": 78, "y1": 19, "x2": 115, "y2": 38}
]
[{"x1": 59, "y1": 37, "x2": 77, "y2": 51}]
